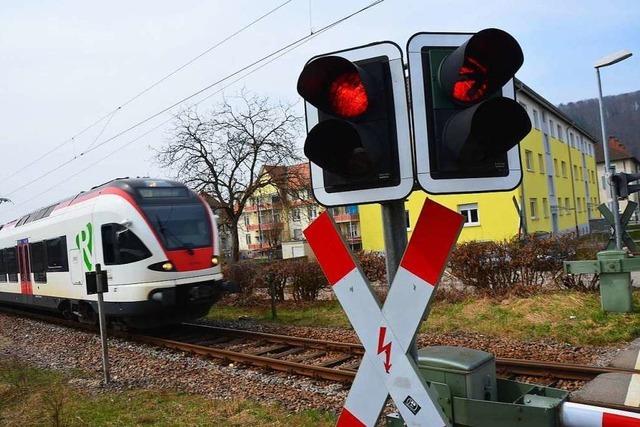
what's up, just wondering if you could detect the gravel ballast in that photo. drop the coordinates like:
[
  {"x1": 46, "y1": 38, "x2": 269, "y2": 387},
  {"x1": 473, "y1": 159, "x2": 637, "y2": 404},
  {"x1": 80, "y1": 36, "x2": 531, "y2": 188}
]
[{"x1": 0, "y1": 313, "x2": 629, "y2": 415}]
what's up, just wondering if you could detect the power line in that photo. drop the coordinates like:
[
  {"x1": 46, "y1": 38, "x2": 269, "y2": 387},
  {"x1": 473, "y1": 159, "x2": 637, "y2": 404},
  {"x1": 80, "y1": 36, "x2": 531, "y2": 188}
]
[
  {"x1": 0, "y1": 0, "x2": 293, "y2": 183},
  {"x1": 3, "y1": 0, "x2": 384, "y2": 200},
  {"x1": 2, "y1": 30, "x2": 326, "y2": 217}
]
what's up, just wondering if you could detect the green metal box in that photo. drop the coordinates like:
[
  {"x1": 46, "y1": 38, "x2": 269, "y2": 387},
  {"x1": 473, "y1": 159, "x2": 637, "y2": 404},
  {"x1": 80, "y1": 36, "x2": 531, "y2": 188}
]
[
  {"x1": 417, "y1": 346, "x2": 497, "y2": 401},
  {"x1": 386, "y1": 346, "x2": 568, "y2": 427}
]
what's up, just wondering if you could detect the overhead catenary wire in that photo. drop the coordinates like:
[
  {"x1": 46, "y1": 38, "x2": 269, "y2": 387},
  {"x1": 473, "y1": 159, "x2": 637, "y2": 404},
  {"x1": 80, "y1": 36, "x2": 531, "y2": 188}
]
[
  {"x1": 3, "y1": 0, "x2": 384, "y2": 200},
  {"x1": 0, "y1": 0, "x2": 294, "y2": 183},
  {"x1": 1, "y1": 0, "x2": 384, "y2": 218}
]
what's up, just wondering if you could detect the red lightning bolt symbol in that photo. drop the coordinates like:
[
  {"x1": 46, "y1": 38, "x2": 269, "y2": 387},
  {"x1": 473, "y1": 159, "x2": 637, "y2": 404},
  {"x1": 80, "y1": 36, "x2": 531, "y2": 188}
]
[{"x1": 377, "y1": 326, "x2": 392, "y2": 373}]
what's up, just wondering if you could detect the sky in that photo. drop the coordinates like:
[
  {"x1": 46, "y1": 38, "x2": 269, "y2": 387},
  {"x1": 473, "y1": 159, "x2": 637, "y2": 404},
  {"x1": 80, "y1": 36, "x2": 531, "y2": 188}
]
[{"x1": 1, "y1": 0, "x2": 639, "y2": 223}]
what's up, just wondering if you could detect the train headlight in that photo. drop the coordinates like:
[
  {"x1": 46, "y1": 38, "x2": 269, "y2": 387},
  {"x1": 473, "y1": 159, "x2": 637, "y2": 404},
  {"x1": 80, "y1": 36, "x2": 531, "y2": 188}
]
[
  {"x1": 211, "y1": 256, "x2": 219, "y2": 267},
  {"x1": 148, "y1": 261, "x2": 175, "y2": 271}
]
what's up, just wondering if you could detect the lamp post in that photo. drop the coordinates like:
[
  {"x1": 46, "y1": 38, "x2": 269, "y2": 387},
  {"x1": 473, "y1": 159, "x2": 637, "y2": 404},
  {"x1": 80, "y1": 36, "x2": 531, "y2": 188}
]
[{"x1": 595, "y1": 50, "x2": 632, "y2": 250}]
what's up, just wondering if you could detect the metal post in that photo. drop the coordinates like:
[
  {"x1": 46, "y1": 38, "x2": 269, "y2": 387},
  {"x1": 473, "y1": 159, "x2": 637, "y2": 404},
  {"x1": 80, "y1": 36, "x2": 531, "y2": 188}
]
[
  {"x1": 596, "y1": 68, "x2": 623, "y2": 249},
  {"x1": 381, "y1": 200, "x2": 408, "y2": 286},
  {"x1": 95, "y1": 263, "x2": 110, "y2": 384},
  {"x1": 381, "y1": 200, "x2": 417, "y2": 358}
]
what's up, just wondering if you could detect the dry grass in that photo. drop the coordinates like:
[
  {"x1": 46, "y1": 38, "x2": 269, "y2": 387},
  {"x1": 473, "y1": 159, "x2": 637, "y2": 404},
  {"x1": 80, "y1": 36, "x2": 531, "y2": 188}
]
[{"x1": 0, "y1": 359, "x2": 335, "y2": 426}]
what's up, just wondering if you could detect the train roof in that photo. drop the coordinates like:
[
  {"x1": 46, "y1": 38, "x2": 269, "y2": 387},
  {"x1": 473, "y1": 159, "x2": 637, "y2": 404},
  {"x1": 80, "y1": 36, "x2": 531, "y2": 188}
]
[{"x1": 1, "y1": 178, "x2": 192, "y2": 230}]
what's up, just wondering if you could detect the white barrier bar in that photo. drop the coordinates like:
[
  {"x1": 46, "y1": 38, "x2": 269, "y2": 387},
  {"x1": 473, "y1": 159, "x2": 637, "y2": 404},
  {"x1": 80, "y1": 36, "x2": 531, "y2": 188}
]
[{"x1": 560, "y1": 401, "x2": 640, "y2": 427}]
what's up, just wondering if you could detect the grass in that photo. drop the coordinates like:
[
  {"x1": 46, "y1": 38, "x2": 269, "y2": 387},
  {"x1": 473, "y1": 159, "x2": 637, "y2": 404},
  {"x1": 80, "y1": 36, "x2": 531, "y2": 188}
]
[
  {"x1": 0, "y1": 360, "x2": 335, "y2": 426},
  {"x1": 209, "y1": 291, "x2": 640, "y2": 346}
]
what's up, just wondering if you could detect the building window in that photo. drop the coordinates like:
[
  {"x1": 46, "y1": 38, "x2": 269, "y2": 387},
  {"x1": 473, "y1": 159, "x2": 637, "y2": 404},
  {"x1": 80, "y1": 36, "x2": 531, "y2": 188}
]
[
  {"x1": 565, "y1": 198, "x2": 571, "y2": 212},
  {"x1": 293, "y1": 228, "x2": 303, "y2": 240},
  {"x1": 245, "y1": 234, "x2": 252, "y2": 245},
  {"x1": 533, "y1": 109, "x2": 540, "y2": 129},
  {"x1": 244, "y1": 215, "x2": 250, "y2": 226},
  {"x1": 558, "y1": 198, "x2": 563, "y2": 215},
  {"x1": 529, "y1": 198, "x2": 538, "y2": 219},
  {"x1": 405, "y1": 210, "x2": 411, "y2": 230},
  {"x1": 307, "y1": 206, "x2": 317, "y2": 219},
  {"x1": 292, "y1": 208, "x2": 301, "y2": 221},
  {"x1": 549, "y1": 119, "x2": 555, "y2": 137},
  {"x1": 573, "y1": 165, "x2": 578, "y2": 180},
  {"x1": 458, "y1": 203, "x2": 479, "y2": 226},
  {"x1": 554, "y1": 159, "x2": 559, "y2": 177},
  {"x1": 561, "y1": 161, "x2": 567, "y2": 178},
  {"x1": 557, "y1": 124, "x2": 563, "y2": 141},
  {"x1": 525, "y1": 150, "x2": 534, "y2": 171},
  {"x1": 569, "y1": 132, "x2": 575, "y2": 148},
  {"x1": 579, "y1": 167, "x2": 583, "y2": 180},
  {"x1": 538, "y1": 154, "x2": 544, "y2": 174},
  {"x1": 543, "y1": 136, "x2": 551, "y2": 154},
  {"x1": 542, "y1": 198, "x2": 549, "y2": 218},
  {"x1": 577, "y1": 198, "x2": 582, "y2": 212}
]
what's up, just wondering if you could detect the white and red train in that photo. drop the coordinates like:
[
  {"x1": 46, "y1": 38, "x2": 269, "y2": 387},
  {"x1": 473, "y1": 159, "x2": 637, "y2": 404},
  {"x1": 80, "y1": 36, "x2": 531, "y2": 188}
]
[{"x1": 0, "y1": 178, "x2": 234, "y2": 328}]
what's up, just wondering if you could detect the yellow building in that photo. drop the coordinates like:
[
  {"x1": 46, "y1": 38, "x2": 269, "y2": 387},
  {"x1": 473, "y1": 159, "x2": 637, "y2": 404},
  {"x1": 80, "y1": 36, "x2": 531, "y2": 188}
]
[{"x1": 360, "y1": 81, "x2": 601, "y2": 251}]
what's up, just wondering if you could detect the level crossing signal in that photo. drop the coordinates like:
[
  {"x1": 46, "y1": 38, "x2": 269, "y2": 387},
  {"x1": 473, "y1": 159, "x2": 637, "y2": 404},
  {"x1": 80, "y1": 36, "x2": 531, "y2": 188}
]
[
  {"x1": 613, "y1": 172, "x2": 640, "y2": 199},
  {"x1": 296, "y1": 42, "x2": 413, "y2": 206},
  {"x1": 408, "y1": 28, "x2": 532, "y2": 194}
]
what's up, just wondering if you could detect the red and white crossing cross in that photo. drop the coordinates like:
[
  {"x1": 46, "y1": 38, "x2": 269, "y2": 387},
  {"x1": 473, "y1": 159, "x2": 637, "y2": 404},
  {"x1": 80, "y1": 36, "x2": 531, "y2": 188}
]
[{"x1": 304, "y1": 199, "x2": 464, "y2": 427}]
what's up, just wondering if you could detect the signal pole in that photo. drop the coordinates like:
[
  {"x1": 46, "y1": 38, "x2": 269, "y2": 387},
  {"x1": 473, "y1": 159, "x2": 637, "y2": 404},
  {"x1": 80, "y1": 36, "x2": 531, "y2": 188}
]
[{"x1": 381, "y1": 201, "x2": 407, "y2": 288}]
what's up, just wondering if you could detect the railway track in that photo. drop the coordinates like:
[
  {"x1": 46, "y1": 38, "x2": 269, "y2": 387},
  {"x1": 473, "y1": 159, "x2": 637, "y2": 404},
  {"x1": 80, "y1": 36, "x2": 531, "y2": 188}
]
[
  {"x1": 136, "y1": 322, "x2": 639, "y2": 388},
  {"x1": 2, "y1": 305, "x2": 638, "y2": 390}
]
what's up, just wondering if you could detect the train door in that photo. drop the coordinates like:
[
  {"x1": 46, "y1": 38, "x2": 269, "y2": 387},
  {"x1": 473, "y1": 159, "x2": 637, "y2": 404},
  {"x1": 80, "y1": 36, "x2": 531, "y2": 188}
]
[
  {"x1": 69, "y1": 249, "x2": 83, "y2": 286},
  {"x1": 17, "y1": 239, "x2": 33, "y2": 295}
]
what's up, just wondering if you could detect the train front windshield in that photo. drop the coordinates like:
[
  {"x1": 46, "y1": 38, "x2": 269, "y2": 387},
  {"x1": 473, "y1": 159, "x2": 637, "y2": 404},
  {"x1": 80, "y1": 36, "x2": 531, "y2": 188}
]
[{"x1": 142, "y1": 203, "x2": 212, "y2": 250}]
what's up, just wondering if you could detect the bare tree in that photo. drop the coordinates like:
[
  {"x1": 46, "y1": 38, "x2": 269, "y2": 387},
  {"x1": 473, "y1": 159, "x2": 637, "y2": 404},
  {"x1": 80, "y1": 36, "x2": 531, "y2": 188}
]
[{"x1": 156, "y1": 90, "x2": 303, "y2": 262}]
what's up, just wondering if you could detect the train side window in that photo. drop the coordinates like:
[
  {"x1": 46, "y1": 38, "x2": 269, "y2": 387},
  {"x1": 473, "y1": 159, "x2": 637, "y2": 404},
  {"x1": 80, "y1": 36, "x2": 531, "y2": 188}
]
[
  {"x1": 46, "y1": 237, "x2": 68, "y2": 272},
  {"x1": 101, "y1": 223, "x2": 151, "y2": 265},
  {"x1": 30, "y1": 241, "x2": 47, "y2": 283},
  {"x1": 0, "y1": 249, "x2": 6, "y2": 283},
  {"x1": 5, "y1": 247, "x2": 18, "y2": 282}
]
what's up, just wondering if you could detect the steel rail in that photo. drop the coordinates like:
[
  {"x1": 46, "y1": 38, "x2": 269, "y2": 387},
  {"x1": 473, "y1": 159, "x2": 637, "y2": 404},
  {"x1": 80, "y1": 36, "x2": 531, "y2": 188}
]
[{"x1": 126, "y1": 332, "x2": 357, "y2": 382}]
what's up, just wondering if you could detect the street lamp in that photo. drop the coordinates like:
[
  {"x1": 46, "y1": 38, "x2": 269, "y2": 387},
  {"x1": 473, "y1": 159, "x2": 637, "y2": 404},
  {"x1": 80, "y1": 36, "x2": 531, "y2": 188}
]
[{"x1": 595, "y1": 49, "x2": 632, "y2": 250}]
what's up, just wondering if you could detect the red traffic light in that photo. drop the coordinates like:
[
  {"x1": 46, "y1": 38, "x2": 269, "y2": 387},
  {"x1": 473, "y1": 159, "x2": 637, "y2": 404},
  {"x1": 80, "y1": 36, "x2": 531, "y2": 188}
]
[
  {"x1": 440, "y1": 28, "x2": 524, "y2": 106},
  {"x1": 297, "y1": 56, "x2": 371, "y2": 119},
  {"x1": 329, "y1": 72, "x2": 368, "y2": 118},
  {"x1": 452, "y1": 57, "x2": 489, "y2": 103}
]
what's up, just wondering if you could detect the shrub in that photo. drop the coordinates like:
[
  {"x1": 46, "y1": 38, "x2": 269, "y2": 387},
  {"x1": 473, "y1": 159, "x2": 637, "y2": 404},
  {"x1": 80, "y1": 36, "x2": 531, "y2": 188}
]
[
  {"x1": 262, "y1": 262, "x2": 289, "y2": 302},
  {"x1": 449, "y1": 233, "x2": 601, "y2": 297},
  {"x1": 222, "y1": 260, "x2": 263, "y2": 299},
  {"x1": 356, "y1": 251, "x2": 387, "y2": 284},
  {"x1": 356, "y1": 251, "x2": 387, "y2": 285},
  {"x1": 289, "y1": 260, "x2": 328, "y2": 302},
  {"x1": 448, "y1": 240, "x2": 519, "y2": 295}
]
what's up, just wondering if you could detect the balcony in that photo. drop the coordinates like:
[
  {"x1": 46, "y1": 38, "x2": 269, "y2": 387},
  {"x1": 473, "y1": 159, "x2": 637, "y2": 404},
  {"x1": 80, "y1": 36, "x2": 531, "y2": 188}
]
[
  {"x1": 332, "y1": 213, "x2": 360, "y2": 223},
  {"x1": 244, "y1": 203, "x2": 274, "y2": 213},
  {"x1": 248, "y1": 242, "x2": 272, "y2": 250},
  {"x1": 246, "y1": 222, "x2": 283, "y2": 231}
]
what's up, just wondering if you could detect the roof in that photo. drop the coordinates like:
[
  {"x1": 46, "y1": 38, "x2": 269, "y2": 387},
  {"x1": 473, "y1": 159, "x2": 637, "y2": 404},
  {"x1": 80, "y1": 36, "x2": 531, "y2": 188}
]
[
  {"x1": 595, "y1": 137, "x2": 639, "y2": 164},
  {"x1": 263, "y1": 163, "x2": 310, "y2": 190},
  {"x1": 515, "y1": 79, "x2": 599, "y2": 143}
]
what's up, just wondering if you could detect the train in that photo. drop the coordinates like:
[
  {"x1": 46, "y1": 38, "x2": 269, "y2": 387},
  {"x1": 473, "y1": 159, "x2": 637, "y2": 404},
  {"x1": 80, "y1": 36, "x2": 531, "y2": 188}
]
[{"x1": 0, "y1": 178, "x2": 236, "y2": 328}]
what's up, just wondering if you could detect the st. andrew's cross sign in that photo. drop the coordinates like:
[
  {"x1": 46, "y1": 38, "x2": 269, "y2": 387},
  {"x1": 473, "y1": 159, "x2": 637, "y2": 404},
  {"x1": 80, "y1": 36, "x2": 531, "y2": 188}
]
[{"x1": 304, "y1": 199, "x2": 464, "y2": 426}]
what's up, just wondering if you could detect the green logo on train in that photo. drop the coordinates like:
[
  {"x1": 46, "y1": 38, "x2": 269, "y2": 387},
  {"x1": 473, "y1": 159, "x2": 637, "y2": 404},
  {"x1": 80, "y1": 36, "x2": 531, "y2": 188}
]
[{"x1": 75, "y1": 223, "x2": 93, "y2": 271}]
